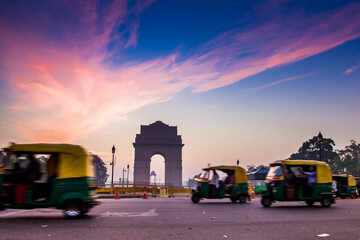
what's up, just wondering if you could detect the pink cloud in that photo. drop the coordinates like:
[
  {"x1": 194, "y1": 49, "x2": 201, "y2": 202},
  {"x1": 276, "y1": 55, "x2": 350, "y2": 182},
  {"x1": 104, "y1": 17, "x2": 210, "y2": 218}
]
[
  {"x1": 0, "y1": 1, "x2": 360, "y2": 142},
  {"x1": 185, "y1": 3, "x2": 360, "y2": 92},
  {"x1": 344, "y1": 64, "x2": 360, "y2": 74},
  {"x1": 244, "y1": 73, "x2": 316, "y2": 92}
]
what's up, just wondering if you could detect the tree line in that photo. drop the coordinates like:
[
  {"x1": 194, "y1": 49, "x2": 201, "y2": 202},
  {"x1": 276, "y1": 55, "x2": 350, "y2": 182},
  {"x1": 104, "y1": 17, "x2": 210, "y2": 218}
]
[
  {"x1": 289, "y1": 135, "x2": 360, "y2": 176},
  {"x1": 247, "y1": 134, "x2": 360, "y2": 176}
]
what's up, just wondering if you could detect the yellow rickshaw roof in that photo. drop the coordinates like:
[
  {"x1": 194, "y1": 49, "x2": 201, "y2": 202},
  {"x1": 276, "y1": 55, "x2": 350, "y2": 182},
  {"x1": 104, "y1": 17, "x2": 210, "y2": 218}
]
[
  {"x1": 332, "y1": 174, "x2": 354, "y2": 177},
  {"x1": 8, "y1": 143, "x2": 93, "y2": 179},
  {"x1": 203, "y1": 165, "x2": 246, "y2": 172},
  {"x1": 203, "y1": 165, "x2": 247, "y2": 184},
  {"x1": 333, "y1": 174, "x2": 356, "y2": 186},
  {"x1": 274, "y1": 160, "x2": 329, "y2": 166},
  {"x1": 9, "y1": 143, "x2": 87, "y2": 156}
]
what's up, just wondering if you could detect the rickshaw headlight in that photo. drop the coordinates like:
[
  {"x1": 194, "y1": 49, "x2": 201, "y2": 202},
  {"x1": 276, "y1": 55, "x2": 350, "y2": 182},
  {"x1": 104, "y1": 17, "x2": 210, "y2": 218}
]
[{"x1": 269, "y1": 181, "x2": 280, "y2": 188}]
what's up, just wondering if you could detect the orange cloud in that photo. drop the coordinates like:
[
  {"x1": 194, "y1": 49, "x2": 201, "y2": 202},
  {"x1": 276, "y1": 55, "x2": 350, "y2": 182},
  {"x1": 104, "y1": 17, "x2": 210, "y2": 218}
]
[{"x1": 0, "y1": 1, "x2": 359, "y2": 142}]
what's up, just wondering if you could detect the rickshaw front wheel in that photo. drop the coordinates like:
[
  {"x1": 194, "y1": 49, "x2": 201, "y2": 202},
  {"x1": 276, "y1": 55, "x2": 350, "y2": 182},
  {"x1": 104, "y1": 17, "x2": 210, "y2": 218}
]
[
  {"x1": 320, "y1": 197, "x2": 332, "y2": 207},
  {"x1": 305, "y1": 200, "x2": 315, "y2": 206},
  {"x1": 65, "y1": 202, "x2": 83, "y2": 219},
  {"x1": 230, "y1": 197, "x2": 238, "y2": 203},
  {"x1": 261, "y1": 196, "x2": 272, "y2": 207},
  {"x1": 350, "y1": 193, "x2": 358, "y2": 199},
  {"x1": 191, "y1": 195, "x2": 200, "y2": 203}
]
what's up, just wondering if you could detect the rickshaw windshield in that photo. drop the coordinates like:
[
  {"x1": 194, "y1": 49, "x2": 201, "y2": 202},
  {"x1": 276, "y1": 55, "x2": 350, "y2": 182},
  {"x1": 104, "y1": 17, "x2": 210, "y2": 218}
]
[
  {"x1": 267, "y1": 165, "x2": 283, "y2": 178},
  {"x1": 199, "y1": 170, "x2": 209, "y2": 179}
]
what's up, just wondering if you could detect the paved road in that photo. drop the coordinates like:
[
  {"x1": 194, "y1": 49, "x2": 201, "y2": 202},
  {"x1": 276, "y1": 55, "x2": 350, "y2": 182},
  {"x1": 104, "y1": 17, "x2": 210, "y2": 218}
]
[{"x1": 0, "y1": 197, "x2": 359, "y2": 240}]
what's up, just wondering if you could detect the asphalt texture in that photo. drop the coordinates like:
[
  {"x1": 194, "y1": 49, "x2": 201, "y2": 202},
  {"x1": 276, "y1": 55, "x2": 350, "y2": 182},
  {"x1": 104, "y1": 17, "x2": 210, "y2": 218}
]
[{"x1": 0, "y1": 197, "x2": 359, "y2": 240}]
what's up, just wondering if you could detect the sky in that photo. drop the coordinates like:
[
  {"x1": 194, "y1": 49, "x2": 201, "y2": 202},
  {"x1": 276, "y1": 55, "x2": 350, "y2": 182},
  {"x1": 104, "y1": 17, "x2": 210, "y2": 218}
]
[{"x1": 0, "y1": 0, "x2": 360, "y2": 184}]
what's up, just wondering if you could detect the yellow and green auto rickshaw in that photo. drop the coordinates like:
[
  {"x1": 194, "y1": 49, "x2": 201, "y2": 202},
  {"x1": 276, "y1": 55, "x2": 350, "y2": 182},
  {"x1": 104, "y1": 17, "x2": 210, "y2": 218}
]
[
  {"x1": 191, "y1": 165, "x2": 250, "y2": 203},
  {"x1": 354, "y1": 177, "x2": 360, "y2": 196},
  {"x1": 333, "y1": 174, "x2": 358, "y2": 199},
  {"x1": 355, "y1": 177, "x2": 360, "y2": 196},
  {"x1": 0, "y1": 143, "x2": 99, "y2": 218},
  {"x1": 261, "y1": 160, "x2": 335, "y2": 207}
]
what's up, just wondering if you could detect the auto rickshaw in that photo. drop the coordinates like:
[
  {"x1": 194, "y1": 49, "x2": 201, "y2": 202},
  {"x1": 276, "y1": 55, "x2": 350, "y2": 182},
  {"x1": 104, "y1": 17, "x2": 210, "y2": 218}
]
[
  {"x1": 355, "y1": 177, "x2": 360, "y2": 195},
  {"x1": 0, "y1": 143, "x2": 99, "y2": 218},
  {"x1": 261, "y1": 160, "x2": 335, "y2": 207},
  {"x1": 191, "y1": 165, "x2": 250, "y2": 203},
  {"x1": 332, "y1": 174, "x2": 358, "y2": 199}
]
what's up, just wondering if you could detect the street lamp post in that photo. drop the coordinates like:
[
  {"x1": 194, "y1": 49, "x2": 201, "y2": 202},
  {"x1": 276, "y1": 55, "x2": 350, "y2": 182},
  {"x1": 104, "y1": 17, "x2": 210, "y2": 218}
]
[
  {"x1": 111, "y1": 145, "x2": 115, "y2": 186},
  {"x1": 317, "y1": 132, "x2": 323, "y2": 161},
  {"x1": 127, "y1": 164, "x2": 129, "y2": 186},
  {"x1": 122, "y1": 167, "x2": 126, "y2": 187}
]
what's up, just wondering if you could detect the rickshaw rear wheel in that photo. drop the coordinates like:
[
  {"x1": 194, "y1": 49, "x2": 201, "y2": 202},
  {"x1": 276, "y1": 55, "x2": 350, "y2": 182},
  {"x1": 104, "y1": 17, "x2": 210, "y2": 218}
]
[
  {"x1": 230, "y1": 197, "x2": 239, "y2": 203},
  {"x1": 350, "y1": 193, "x2": 358, "y2": 199},
  {"x1": 191, "y1": 195, "x2": 200, "y2": 203},
  {"x1": 65, "y1": 202, "x2": 83, "y2": 219},
  {"x1": 305, "y1": 200, "x2": 315, "y2": 206},
  {"x1": 320, "y1": 197, "x2": 332, "y2": 207},
  {"x1": 261, "y1": 196, "x2": 272, "y2": 207},
  {"x1": 239, "y1": 195, "x2": 247, "y2": 203}
]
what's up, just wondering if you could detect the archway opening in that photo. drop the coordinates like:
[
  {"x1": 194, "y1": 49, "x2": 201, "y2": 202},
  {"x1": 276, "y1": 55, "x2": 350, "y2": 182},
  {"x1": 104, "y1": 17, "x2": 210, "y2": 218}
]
[{"x1": 150, "y1": 154, "x2": 165, "y2": 184}]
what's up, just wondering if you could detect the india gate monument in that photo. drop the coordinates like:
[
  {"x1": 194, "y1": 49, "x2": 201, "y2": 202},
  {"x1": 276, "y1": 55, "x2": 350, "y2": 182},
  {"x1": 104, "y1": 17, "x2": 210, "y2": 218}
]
[{"x1": 133, "y1": 121, "x2": 184, "y2": 186}]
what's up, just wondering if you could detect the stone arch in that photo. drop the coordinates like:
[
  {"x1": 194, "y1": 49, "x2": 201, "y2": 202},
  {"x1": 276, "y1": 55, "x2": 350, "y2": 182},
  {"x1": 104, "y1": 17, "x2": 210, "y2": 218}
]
[
  {"x1": 149, "y1": 153, "x2": 165, "y2": 183},
  {"x1": 133, "y1": 121, "x2": 184, "y2": 185}
]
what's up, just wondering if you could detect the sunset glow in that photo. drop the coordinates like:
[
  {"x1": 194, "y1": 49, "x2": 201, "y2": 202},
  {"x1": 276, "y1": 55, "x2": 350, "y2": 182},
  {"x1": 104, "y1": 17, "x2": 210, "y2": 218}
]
[{"x1": 1, "y1": 0, "x2": 360, "y2": 182}]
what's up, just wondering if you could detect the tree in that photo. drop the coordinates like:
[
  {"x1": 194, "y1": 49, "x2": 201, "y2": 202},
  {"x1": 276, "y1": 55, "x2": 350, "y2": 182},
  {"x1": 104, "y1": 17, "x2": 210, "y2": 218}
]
[
  {"x1": 332, "y1": 140, "x2": 360, "y2": 175},
  {"x1": 289, "y1": 135, "x2": 338, "y2": 168},
  {"x1": 246, "y1": 164, "x2": 256, "y2": 173},
  {"x1": 91, "y1": 154, "x2": 109, "y2": 184},
  {"x1": 246, "y1": 164, "x2": 269, "y2": 173}
]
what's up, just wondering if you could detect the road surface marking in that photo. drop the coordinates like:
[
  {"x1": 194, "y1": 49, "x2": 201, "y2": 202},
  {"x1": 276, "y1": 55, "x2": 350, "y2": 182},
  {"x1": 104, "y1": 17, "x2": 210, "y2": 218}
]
[
  {"x1": 0, "y1": 210, "x2": 30, "y2": 217},
  {"x1": 101, "y1": 209, "x2": 157, "y2": 217}
]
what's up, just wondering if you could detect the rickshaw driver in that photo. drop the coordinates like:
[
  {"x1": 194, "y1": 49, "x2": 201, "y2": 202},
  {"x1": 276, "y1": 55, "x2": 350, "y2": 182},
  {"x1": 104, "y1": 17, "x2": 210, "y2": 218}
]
[
  {"x1": 332, "y1": 180, "x2": 338, "y2": 193},
  {"x1": 299, "y1": 166, "x2": 316, "y2": 197},
  {"x1": 225, "y1": 172, "x2": 235, "y2": 194},
  {"x1": 210, "y1": 170, "x2": 219, "y2": 188},
  {"x1": 209, "y1": 170, "x2": 220, "y2": 197}
]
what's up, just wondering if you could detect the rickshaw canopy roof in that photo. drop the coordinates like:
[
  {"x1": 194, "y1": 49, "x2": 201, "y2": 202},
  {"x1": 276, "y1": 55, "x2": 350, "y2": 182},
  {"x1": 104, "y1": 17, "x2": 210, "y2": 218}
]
[
  {"x1": 9, "y1": 143, "x2": 87, "y2": 156},
  {"x1": 333, "y1": 174, "x2": 356, "y2": 186},
  {"x1": 271, "y1": 160, "x2": 332, "y2": 183},
  {"x1": 203, "y1": 165, "x2": 247, "y2": 184},
  {"x1": 8, "y1": 143, "x2": 94, "y2": 179},
  {"x1": 204, "y1": 165, "x2": 246, "y2": 171}
]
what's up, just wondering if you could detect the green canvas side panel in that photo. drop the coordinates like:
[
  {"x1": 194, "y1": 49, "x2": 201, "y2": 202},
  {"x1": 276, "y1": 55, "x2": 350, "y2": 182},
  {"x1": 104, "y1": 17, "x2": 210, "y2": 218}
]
[
  {"x1": 198, "y1": 182, "x2": 210, "y2": 198},
  {"x1": 296, "y1": 182, "x2": 332, "y2": 200},
  {"x1": 0, "y1": 174, "x2": 3, "y2": 207},
  {"x1": 272, "y1": 181, "x2": 285, "y2": 200},
  {"x1": 52, "y1": 177, "x2": 95, "y2": 205},
  {"x1": 347, "y1": 186, "x2": 357, "y2": 194},
  {"x1": 232, "y1": 183, "x2": 248, "y2": 195}
]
